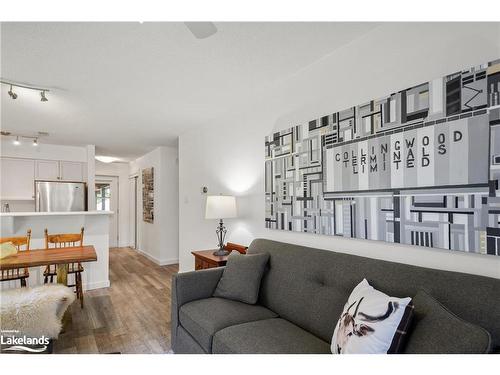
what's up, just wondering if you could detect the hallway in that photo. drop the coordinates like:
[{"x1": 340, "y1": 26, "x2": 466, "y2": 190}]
[{"x1": 54, "y1": 247, "x2": 178, "y2": 353}]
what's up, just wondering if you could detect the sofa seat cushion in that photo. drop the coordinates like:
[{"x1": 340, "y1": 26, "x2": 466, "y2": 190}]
[
  {"x1": 212, "y1": 318, "x2": 331, "y2": 354},
  {"x1": 179, "y1": 297, "x2": 278, "y2": 352}
]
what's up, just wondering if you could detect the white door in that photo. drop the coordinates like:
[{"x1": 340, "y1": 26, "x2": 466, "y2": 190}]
[
  {"x1": 35, "y1": 160, "x2": 60, "y2": 180},
  {"x1": 135, "y1": 176, "x2": 141, "y2": 249},
  {"x1": 60, "y1": 161, "x2": 85, "y2": 181},
  {"x1": 0, "y1": 158, "x2": 35, "y2": 199},
  {"x1": 95, "y1": 176, "x2": 119, "y2": 247}
]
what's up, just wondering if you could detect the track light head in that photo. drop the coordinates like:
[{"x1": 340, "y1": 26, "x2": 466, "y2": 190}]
[
  {"x1": 13, "y1": 136, "x2": 20, "y2": 146},
  {"x1": 8, "y1": 85, "x2": 18, "y2": 100},
  {"x1": 3, "y1": 81, "x2": 51, "y2": 102},
  {"x1": 33, "y1": 138, "x2": 38, "y2": 146}
]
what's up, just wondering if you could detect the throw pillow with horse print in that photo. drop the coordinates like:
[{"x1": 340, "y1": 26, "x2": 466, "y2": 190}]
[{"x1": 331, "y1": 279, "x2": 413, "y2": 354}]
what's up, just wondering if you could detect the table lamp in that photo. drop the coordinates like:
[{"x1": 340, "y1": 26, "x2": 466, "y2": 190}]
[{"x1": 205, "y1": 195, "x2": 237, "y2": 256}]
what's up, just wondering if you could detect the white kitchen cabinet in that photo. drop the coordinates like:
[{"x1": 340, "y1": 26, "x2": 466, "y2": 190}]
[
  {"x1": 35, "y1": 160, "x2": 85, "y2": 181},
  {"x1": 35, "y1": 160, "x2": 60, "y2": 180},
  {"x1": 60, "y1": 161, "x2": 85, "y2": 181},
  {"x1": 0, "y1": 158, "x2": 36, "y2": 199},
  {"x1": 1, "y1": 157, "x2": 87, "y2": 201}
]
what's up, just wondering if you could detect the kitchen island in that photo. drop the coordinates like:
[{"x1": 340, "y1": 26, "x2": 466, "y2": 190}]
[{"x1": 0, "y1": 211, "x2": 112, "y2": 291}]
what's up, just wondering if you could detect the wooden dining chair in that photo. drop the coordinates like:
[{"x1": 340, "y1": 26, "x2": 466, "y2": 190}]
[
  {"x1": 43, "y1": 227, "x2": 85, "y2": 308},
  {"x1": 0, "y1": 229, "x2": 31, "y2": 287}
]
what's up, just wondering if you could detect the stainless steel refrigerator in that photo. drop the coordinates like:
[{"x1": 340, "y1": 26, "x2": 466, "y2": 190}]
[{"x1": 35, "y1": 181, "x2": 87, "y2": 212}]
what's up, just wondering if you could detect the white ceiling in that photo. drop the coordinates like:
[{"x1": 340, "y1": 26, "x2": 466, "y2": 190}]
[{"x1": 1, "y1": 22, "x2": 380, "y2": 159}]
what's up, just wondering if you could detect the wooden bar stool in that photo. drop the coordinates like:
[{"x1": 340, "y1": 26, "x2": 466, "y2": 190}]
[
  {"x1": 43, "y1": 227, "x2": 85, "y2": 308},
  {"x1": 0, "y1": 229, "x2": 31, "y2": 287}
]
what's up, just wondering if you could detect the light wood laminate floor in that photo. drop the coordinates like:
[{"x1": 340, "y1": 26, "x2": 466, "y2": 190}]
[{"x1": 53, "y1": 247, "x2": 178, "y2": 354}]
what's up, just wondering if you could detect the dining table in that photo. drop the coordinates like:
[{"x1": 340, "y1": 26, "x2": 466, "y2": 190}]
[{"x1": 0, "y1": 245, "x2": 97, "y2": 285}]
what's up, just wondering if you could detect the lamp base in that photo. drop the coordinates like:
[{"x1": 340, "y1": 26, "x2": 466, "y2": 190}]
[
  {"x1": 214, "y1": 219, "x2": 229, "y2": 256},
  {"x1": 213, "y1": 249, "x2": 230, "y2": 257}
]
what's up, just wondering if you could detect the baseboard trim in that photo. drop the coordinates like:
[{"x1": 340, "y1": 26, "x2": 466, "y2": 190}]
[
  {"x1": 83, "y1": 280, "x2": 110, "y2": 291},
  {"x1": 135, "y1": 248, "x2": 178, "y2": 266},
  {"x1": 158, "y1": 258, "x2": 179, "y2": 266}
]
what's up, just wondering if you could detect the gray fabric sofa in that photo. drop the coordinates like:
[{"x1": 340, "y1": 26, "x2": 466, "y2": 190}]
[{"x1": 171, "y1": 239, "x2": 500, "y2": 354}]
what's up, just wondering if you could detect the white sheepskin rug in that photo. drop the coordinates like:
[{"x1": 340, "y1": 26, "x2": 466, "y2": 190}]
[{"x1": 0, "y1": 284, "x2": 75, "y2": 339}]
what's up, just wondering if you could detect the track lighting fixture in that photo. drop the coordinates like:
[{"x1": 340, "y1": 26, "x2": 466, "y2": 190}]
[
  {"x1": 8, "y1": 85, "x2": 18, "y2": 100},
  {"x1": 1, "y1": 80, "x2": 50, "y2": 102},
  {"x1": 1, "y1": 131, "x2": 47, "y2": 146}
]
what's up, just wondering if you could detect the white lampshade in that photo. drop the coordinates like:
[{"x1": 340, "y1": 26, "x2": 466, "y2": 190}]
[{"x1": 205, "y1": 195, "x2": 237, "y2": 219}]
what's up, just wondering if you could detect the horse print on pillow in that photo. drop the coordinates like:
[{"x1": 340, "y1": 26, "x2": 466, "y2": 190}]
[
  {"x1": 331, "y1": 279, "x2": 413, "y2": 354},
  {"x1": 335, "y1": 297, "x2": 400, "y2": 353}
]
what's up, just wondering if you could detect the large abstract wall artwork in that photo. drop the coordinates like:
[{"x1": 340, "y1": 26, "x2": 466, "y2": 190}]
[
  {"x1": 142, "y1": 167, "x2": 154, "y2": 223},
  {"x1": 265, "y1": 59, "x2": 500, "y2": 256}
]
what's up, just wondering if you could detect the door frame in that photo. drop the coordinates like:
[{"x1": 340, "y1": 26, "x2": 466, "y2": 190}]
[{"x1": 95, "y1": 175, "x2": 120, "y2": 247}]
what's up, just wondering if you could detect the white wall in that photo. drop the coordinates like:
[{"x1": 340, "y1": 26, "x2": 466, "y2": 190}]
[
  {"x1": 130, "y1": 146, "x2": 179, "y2": 265},
  {"x1": 178, "y1": 22, "x2": 500, "y2": 279},
  {"x1": 95, "y1": 160, "x2": 130, "y2": 247},
  {"x1": 86, "y1": 145, "x2": 96, "y2": 210}
]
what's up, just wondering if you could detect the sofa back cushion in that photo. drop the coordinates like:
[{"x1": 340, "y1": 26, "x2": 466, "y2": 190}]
[
  {"x1": 404, "y1": 290, "x2": 491, "y2": 353},
  {"x1": 213, "y1": 251, "x2": 269, "y2": 304},
  {"x1": 247, "y1": 239, "x2": 500, "y2": 349}
]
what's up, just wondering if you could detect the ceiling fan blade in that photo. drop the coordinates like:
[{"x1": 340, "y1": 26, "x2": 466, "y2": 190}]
[{"x1": 184, "y1": 22, "x2": 218, "y2": 39}]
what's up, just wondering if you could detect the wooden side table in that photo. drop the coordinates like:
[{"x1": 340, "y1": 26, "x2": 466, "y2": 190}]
[{"x1": 192, "y1": 250, "x2": 228, "y2": 270}]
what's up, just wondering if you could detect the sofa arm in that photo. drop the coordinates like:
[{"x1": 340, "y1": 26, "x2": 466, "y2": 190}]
[
  {"x1": 172, "y1": 267, "x2": 224, "y2": 307},
  {"x1": 171, "y1": 267, "x2": 224, "y2": 351}
]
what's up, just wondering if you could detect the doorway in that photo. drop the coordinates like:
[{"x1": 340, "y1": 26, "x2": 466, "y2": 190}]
[
  {"x1": 95, "y1": 176, "x2": 119, "y2": 247},
  {"x1": 128, "y1": 175, "x2": 139, "y2": 249}
]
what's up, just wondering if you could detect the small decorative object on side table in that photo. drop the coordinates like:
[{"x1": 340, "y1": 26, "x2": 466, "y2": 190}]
[
  {"x1": 192, "y1": 242, "x2": 248, "y2": 270},
  {"x1": 204, "y1": 195, "x2": 237, "y2": 256}
]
